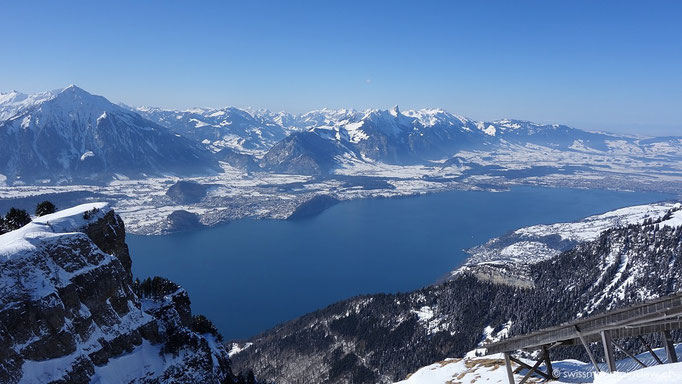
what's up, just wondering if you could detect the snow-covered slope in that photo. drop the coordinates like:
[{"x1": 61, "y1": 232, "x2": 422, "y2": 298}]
[
  {"x1": 450, "y1": 202, "x2": 682, "y2": 290},
  {"x1": 261, "y1": 106, "x2": 492, "y2": 169},
  {"x1": 0, "y1": 203, "x2": 233, "y2": 383},
  {"x1": 135, "y1": 106, "x2": 294, "y2": 155},
  {"x1": 462, "y1": 202, "x2": 681, "y2": 267},
  {"x1": 0, "y1": 89, "x2": 58, "y2": 121},
  {"x1": 395, "y1": 345, "x2": 682, "y2": 384},
  {"x1": 0, "y1": 86, "x2": 219, "y2": 184}
]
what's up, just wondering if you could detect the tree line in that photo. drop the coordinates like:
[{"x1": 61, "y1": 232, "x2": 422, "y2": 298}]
[{"x1": 0, "y1": 201, "x2": 56, "y2": 235}]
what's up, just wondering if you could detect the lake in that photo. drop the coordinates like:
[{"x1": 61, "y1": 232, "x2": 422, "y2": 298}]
[{"x1": 128, "y1": 187, "x2": 671, "y2": 340}]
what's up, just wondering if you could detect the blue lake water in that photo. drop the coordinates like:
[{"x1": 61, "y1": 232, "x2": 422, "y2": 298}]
[{"x1": 128, "y1": 187, "x2": 671, "y2": 340}]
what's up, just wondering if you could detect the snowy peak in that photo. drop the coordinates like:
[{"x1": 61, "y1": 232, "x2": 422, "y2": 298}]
[
  {"x1": 0, "y1": 85, "x2": 130, "y2": 125},
  {"x1": 36, "y1": 86, "x2": 132, "y2": 124},
  {"x1": 0, "y1": 86, "x2": 218, "y2": 184},
  {"x1": 0, "y1": 88, "x2": 56, "y2": 121}
]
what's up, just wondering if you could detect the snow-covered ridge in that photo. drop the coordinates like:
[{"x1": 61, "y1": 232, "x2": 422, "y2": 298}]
[
  {"x1": 0, "y1": 85, "x2": 129, "y2": 123},
  {"x1": 461, "y1": 202, "x2": 680, "y2": 268},
  {"x1": 0, "y1": 202, "x2": 113, "y2": 311},
  {"x1": 0, "y1": 88, "x2": 61, "y2": 121},
  {"x1": 132, "y1": 101, "x2": 589, "y2": 153},
  {"x1": 0, "y1": 202, "x2": 109, "y2": 262}
]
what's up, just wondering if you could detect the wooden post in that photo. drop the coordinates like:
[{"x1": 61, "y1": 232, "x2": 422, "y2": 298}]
[
  {"x1": 600, "y1": 330, "x2": 616, "y2": 373},
  {"x1": 575, "y1": 325, "x2": 600, "y2": 372},
  {"x1": 542, "y1": 345, "x2": 554, "y2": 379},
  {"x1": 611, "y1": 339, "x2": 647, "y2": 368},
  {"x1": 509, "y1": 356, "x2": 553, "y2": 381},
  {"x1": 662, "y1": 330, "x2": 678, "y2": 363},
  {"x1": 637, "y1": 335, "x2": 663, "y2": 365},
  {"x1": 519, "y1": 358, "x2": 545, "y2": 384},
  {"x1": 504, "y1": 352, "x2": 515, "y2": 384}
]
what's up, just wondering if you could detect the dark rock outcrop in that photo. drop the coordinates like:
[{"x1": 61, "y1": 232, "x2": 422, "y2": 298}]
[
  {"x1": 166, "y1": 210, "x2": 204, "y2": 232},
  {"x1": 166, "y1": 180, "x2": 210, "y2": 204},
  {"x1": 287, "y1": 195, "x2": 339, "y2": 220}
]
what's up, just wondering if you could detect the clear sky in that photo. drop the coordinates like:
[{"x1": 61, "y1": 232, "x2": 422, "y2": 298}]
[{"x1": 1, "y1": 0, "x2": 681, "y2": 135}]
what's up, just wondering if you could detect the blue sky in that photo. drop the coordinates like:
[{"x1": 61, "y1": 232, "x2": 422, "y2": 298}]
[{"x1": 1, "y1": 0, "x2": 681, "y2": 135}]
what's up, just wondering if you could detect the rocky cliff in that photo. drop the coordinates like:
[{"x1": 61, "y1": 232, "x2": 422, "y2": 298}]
[{"x1": 0, "y1": 203, "x2": 233, "y2": 383}]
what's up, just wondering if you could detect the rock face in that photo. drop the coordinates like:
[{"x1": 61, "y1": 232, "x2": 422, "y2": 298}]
[
  {"x1": 231, "y1": 208, "x2": 682, "y2": 384},
  {"x1": 0, "y1": 203, "x2": 233, "y2": 383}
]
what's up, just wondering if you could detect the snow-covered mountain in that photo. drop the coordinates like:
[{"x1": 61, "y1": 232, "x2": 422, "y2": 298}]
[
  {"x1": 0, "y1": 86, "x2": 219, "y2": 184},
  {"x1": 0, "y1": 203, "x2": 236, "y2": 383},
  {"x1": 134, "y1": 106, "x2": 295, "y2": 155},
  {"x1": 455, "y1": 202, "x2": 681, "y2": 283}
]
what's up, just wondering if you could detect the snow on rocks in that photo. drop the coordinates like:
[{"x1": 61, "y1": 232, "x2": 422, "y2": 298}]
[
  {"x1": 462, "y1": 202, "x2": 679, "y2": 268},
  {"x1": 228, "y1": 342, "x2": 253, "y2": 357},
  {"x1": 0, "y1": 202, "x2": 109, "y2": 262},
  {"x1": 0, "y1": 202, "x2": 233, "y2": 383}
]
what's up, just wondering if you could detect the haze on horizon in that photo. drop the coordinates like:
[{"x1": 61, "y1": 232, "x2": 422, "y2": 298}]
[{"x1": 1, "y1": 0, "x2": 681, "y2": 136}]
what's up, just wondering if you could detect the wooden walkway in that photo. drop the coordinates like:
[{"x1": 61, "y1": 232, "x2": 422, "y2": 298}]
[{"x1": 485, "y1": 292, "x2": 682, "y2": 383}]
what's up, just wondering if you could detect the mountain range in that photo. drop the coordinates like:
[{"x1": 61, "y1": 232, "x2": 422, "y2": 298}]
[
  {"x1": 137, "y1": 104, "x2": 682, "y2": 176},
  {"x1": 2, "y1": 86, "x2": 681, "y2": 184}
]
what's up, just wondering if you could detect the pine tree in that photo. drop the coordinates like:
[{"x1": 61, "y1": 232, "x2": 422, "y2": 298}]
[
  {"x1": 4, "y1": 208, "x2": 31, "y2": 231},
  {"x1": 35, "y1": 201, "x2": 57, "y2": 216},
  {"x1": 0, "y1": 216, "x2": 6, "y2": 235},
  {"x1": 246, "y1": 370, "x2": 256, "y2": 384}
]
